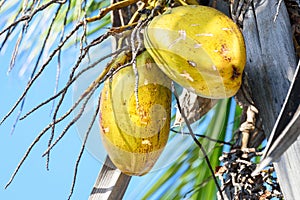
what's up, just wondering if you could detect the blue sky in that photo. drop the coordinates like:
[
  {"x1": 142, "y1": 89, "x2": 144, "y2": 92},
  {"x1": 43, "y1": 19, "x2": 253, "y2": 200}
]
[
  {"x1": 0, "y1": 57, "x2": 194, "y2": 200},
  {"x1": 0, "y1": 2, "x2": 202, "y2": 199},
  {"x1": 0, "y1": 4, "x2": 123, "y2": 198},
  {"x1": 0, "y1": 23, "x2": 194, "y2": 200},
  {"x1": 0, "y1": 3, "x2": 237, "y2": 199},
  {"x1": 0, "y1": 43, "x2": 101, "y2": 199}
]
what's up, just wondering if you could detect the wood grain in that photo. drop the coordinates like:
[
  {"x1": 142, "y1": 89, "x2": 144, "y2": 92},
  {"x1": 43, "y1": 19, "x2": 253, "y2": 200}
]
[{"x1": 242, "y1": 1, "x2": 300, "y2": 199}]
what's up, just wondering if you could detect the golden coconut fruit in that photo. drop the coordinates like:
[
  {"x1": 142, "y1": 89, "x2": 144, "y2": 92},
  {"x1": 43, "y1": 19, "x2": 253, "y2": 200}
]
[
  {"x1": 99, "y1": 51, "x2": 172, "y2": 176},
  {"x1": 144, "y1": 5, "x2": 246, "y2": 99}
]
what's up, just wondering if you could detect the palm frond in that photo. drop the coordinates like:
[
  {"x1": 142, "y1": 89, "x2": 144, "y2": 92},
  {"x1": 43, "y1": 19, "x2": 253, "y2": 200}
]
[{"x1": 132, "y1": 98, "x2": 238, "y2": 200}]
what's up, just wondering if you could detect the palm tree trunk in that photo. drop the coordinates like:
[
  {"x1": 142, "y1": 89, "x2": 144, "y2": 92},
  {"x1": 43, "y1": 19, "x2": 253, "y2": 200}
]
[
  {"x1": 242, "y1": 1, "x2": 300, "y2": 199},
  {"x1": 89, "y1": 157, "x2": 131, "y2": 200}
]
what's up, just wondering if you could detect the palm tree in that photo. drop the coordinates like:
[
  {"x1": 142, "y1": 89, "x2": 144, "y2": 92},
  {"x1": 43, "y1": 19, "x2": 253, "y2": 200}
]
[{"x1": 0, "y1": 0, "x2": 299, "y2": 199}]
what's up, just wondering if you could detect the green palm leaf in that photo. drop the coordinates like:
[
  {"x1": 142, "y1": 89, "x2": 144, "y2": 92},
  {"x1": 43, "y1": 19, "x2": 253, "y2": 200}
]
[{"x1": 140, "y1": 98, "x2": 236, "y2": 199}]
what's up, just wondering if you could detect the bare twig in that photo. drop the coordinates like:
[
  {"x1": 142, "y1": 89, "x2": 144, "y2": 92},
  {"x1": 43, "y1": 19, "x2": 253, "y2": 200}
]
[
  {"x1": 5, "y1": 97, "x2": 83, "y2": 188},
  {"x1": 67, "y1": 96, "x2": 101, "y2": 200},
  {"x1": 42, "y1": 49, "x2": 131, "y2": 157},
  {"x1": 5, "y1": 47, "x2": 127, "y2": 186},
  {"x1": 8, "y1": 5, "x2": 64, "y2": 134},
  {"x1": 42, "y1": 85, "x2": 96, "y2": 157},
  {"x1": 49, "y1": 0, "x2": 71, "y2": 115},
  {"x1": 46, "y1": 3, "x2": 67, "y2": 170},
  {"x1": 0, "y1": 0, "x2": 66, "y2": 36},
  {"x1": 5, "y1": 72, "x2": 98, "y2": 188},
  {"x1": 19, "y1": 47, "x2": 127, "y2": 121},
  {"x1": 0, "y1": 5, "x2": 23, "y2": 51},
  {"x1": 86, "y1": 0, "x2": 140, "y2": 23},
  {"x1": 129, "y1": 18, "x2": 150, "y2": 110},
  {"x1": 170, "y1": 128, "x2": 233, "y2": 146},
  {"x1": 0, "y1": 22, "x2": 83, "y2": 125},
  {"x1": 172, "y1": 83, "x2": 225, "y2": 200},
  {"x1": 45, "y1": 31, "x2": 112, "y2": 160},
  {"x1": 8, "y1": 26, "x2": 25, "y2": 73}
]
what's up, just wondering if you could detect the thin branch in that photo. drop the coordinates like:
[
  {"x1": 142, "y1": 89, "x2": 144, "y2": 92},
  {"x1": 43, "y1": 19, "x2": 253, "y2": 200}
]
[
  {"x1": 46, "y1": 31, "x2": 111, "y2": 162},
  {"x1": 170, "y1": 128, "x2": 233, "y2": 146},
  {"x1": 8, "y1": 23, "x2": 35, "y2": 134},
  {"x1": 129, "y1": 19, "x2": 146, "y2": 110},
  {"x1": 0, "y1": 22, "x2": 83, "y2": 125},
  {"x1": 86, "y1": 0, "x2": 140, "y2": 23},
  {"x1": 50, "y1": 0, "x2": 71, "y2": 115},
  {"x1": 172, "y1": 83, "x2": 224, "y2": 200},
  {"x1": 17, "y1": 21, "x2": 132, "y2": 123},
  {"x1": 42, "y1": 50, "x2": 132, "y2": 157},
  {"x1": 45, "y1": 30, "x2": 113, "y2": 126},
  {"x1": 19, "y1": 48, "x2": 126, "y2": 121},
  {"x1": 44, "y1": 3, "x2": 66, "y2": 170},
  {"x1": 79, "y1": 0, "x2": 89, "y2": 56},
  {"x1": 42, "y1": 81, "x2": 97, "y2": 157},
  {"x1": 43, "y1": 49, "x2": 128, "y2": 156},
  {"x1": 67, "y1": 95, "x2": 101, "y2": 200},
  {"x1": 5, "y1": 119, "x2": 58, "y2": 188},
  {"x1": 0, "y1": 7, "x2": 22, "y2": 51},
  {"x1": 51, "y1": 30, "x2": 111, "y2": 113},
  {"x1": 0, "y1": 0, "x2": 65, "y2": 36},
  {"x1": 8, "y1": 24, "x2": 25, "y2": 73},
  {"x1": 0, "y1": 0, "x2": 6, "y2": 10},
  {"x1": 5, "y1": 72, "x2": 96, "y2": 187},
  {"x1": 9, "y1": 98, "x2": 25, "y2": 135}
]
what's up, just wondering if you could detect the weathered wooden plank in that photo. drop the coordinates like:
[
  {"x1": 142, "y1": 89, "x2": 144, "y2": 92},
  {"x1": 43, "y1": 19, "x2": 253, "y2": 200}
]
[{"x1": 242, "y1": 1, "x2": 300, "y2": 199}]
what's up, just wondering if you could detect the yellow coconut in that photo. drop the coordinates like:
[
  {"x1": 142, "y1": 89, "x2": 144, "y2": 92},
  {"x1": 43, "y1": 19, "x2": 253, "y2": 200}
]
[
  {"x1": 144, "y1": 5, "x2": 246, "y2": 98},
  {"x1": 99, "y1": 51, "x2": 172, "y2": 176}
]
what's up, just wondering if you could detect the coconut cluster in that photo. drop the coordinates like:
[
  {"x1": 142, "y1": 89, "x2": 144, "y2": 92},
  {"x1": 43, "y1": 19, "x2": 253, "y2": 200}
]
[
  {"x1": 144, "y1": 5, "x2": 246, "y2": 99},
  {"x1": 100, "y1": 5, "x2": 246, "y2": 176}
]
